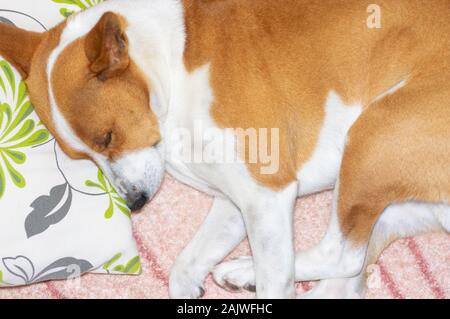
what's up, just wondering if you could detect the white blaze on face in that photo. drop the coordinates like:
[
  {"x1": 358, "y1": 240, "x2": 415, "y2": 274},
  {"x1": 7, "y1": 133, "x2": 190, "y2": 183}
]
[{"x1": 106, "y1": 148, "x2": 165, "y2": 200}]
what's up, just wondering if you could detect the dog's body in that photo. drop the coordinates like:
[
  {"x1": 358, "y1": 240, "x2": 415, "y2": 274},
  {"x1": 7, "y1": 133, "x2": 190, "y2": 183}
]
[{"x1": 0, "y1": 0, "x2": 449, "y2": 298}]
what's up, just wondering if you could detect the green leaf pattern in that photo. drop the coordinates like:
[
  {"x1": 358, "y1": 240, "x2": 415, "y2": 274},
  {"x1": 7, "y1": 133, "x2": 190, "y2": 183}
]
[
  {"x1": 52, "y1": 0, "x2": 104, "y2": 17},
  {"x1": 103, "y1": 253, "x2": 142, "y2": 275},
  {"x1": 85, "y1": 169, "x2": 131, "y2": 219},
  {"x1": 0, "y1": 61, "x2": 50, "y2": 199}
]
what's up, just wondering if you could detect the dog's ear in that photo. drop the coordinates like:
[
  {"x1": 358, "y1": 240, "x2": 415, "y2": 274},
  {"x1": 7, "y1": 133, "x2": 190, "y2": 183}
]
[
  {"x1": 0, "y1": 22, "x2": 43, "y2": 79},
  {"x1": 85, "y1": 12, "x2": 129, "y2": 81}
]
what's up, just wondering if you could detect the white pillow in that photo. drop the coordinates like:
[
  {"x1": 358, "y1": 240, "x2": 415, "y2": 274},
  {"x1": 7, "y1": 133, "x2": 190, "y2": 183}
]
[{"x1": 0, "y1": 0, "x2": 141, "y2": 287}]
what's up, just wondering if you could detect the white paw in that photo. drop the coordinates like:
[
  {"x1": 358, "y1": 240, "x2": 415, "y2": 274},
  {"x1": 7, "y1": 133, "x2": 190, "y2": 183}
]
[
  {"x1": 212, "y1": 256, "x2": 256, "y2": 292},
  {"x1": 169, "y1": 265, "x2": 206, "y2": 299}
]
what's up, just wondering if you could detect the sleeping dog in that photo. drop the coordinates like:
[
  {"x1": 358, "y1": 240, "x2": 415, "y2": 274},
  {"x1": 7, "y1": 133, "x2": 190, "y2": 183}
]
[{"x1": 0, "y1": 0, "x2": 449, "y2": 299}]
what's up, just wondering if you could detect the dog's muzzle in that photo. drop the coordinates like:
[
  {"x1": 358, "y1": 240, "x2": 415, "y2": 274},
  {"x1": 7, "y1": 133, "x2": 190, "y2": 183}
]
[{"x1": 102, "y1": 147, "x2": 165, "y2": 212}]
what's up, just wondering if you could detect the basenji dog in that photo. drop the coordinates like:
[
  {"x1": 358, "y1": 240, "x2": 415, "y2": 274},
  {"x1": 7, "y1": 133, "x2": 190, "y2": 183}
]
[{"x1": 0, "y1": 0, "x2": 449, "y2": 299}]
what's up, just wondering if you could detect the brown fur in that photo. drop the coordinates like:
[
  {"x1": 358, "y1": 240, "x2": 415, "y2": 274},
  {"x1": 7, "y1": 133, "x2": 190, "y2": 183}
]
[
  {"x1": 339, "y1": 74, "x2": 450, "y2": 243},
  {"x1": 52, "y1": 37, "x2": 161, "y2": 160},
  {"x1": 0, "y1": 23, "x2": 43, "y2": 78},
  {"x1": 85, "y1": 12, "x2": 130, "y2": 81},
  {"x1": 182, "y1": 0, "x2": 450, "y2": 243}
]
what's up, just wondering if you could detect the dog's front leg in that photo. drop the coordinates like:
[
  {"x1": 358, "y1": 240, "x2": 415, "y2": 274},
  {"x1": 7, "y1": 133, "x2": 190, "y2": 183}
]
[
  {"x1": 237, "y1": 182, "x2": 298, "y2": 299},
  {"x1": 169, "y1": 197, "x2": 246, "y2": 299}
]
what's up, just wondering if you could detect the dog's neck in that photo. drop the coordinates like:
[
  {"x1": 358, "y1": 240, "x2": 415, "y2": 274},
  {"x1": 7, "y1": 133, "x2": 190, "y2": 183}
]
[
  {"x1": 119, "y1": 0, "x2": 187, "y2": 124},
  {"x1": 120, "y1": 0, "x2": 217, "y2": 151},
  {"x1": 122, "y1": 0, "x2": 218, "y2": 147}
]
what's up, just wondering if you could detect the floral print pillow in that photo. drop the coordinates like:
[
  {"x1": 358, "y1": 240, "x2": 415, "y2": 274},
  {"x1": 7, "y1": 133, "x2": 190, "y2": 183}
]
[{"x1": 0, "y1": 0, "x2": 141, "y2": 287}]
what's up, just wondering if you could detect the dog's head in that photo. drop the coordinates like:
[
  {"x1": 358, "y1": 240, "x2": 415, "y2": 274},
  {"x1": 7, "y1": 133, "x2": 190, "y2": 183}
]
[{"x1": 0, "y1": 12, "x2": 164, "y2": 211}]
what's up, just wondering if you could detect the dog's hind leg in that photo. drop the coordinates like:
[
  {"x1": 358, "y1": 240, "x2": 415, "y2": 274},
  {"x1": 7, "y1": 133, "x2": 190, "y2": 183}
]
[
  {"x1": 299, "y1": 201, "x2": 448, "y2": 299},
  {"x1": 299, "y1": 79, "x2": 450, "y2": 298}
]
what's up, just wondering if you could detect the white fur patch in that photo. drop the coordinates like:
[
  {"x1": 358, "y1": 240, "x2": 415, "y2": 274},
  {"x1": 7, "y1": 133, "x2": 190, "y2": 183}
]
[
  {"x1": 376, "y1": 201, "x2": 449, "y2": 237},
  {"x1": 297, "y1": 91, "x2": 362, "y2": 196},
  {"x1": 109, "y1": 148, "x2": 164, "y2": 198}
]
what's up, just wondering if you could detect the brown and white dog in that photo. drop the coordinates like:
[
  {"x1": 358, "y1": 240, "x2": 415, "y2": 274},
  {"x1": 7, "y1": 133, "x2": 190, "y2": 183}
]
[{"x1": 0, "y1": 0, "x2": 449, "y2": 299}]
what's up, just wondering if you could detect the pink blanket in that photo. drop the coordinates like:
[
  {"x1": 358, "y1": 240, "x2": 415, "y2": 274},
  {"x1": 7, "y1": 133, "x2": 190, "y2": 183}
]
[{"x1": 1, "y1": 175, "x2": 448, "y2": 299}]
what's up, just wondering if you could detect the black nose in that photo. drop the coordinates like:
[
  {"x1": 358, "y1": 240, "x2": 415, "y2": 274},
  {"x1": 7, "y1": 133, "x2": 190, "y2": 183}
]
[{"x1": 129, "y1": 193, "x2": 149, "y2": 212}]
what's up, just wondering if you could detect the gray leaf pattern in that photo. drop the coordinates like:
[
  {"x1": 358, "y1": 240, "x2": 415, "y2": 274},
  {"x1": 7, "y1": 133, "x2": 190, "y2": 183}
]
[
  {"x1": 2, "y1": 256, "x2": 93, "y2": 285},
  {"x1": 2, "y1": 256, "x2": 35, "y2": 284},
  {"x1": 25, "y1": 183, "x2": 73, "y2": 238},
  {"x1": 34, "y1": 257, "x2": 93, "y2": 282}
]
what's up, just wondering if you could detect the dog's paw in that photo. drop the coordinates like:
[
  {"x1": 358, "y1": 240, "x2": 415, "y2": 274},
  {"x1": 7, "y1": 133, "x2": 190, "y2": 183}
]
[
  {"x1": 169, "y1": 266, "x2": 206, "y2": 299},
  {"x1": 212, "y1": 256, "x2": 256, "y2": 292}
]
